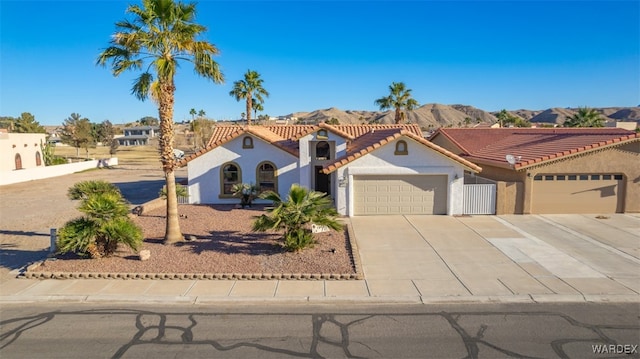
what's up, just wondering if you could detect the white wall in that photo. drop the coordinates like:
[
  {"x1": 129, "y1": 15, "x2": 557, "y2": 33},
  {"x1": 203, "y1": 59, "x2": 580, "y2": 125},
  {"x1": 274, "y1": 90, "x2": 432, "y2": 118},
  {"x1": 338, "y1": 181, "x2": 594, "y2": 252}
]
[
  {"x1": 0, "y1": 133, "x2": 47, "y2": 171},
  {"x1": 333, "y1": 136, "x2": 466, "y2": 216},
  {"x1": 0, "y1": 158, "x2": 118, "y2": 186},
  {"x1": 187, "y1": 134, "x2": 299, "y2": 204}
]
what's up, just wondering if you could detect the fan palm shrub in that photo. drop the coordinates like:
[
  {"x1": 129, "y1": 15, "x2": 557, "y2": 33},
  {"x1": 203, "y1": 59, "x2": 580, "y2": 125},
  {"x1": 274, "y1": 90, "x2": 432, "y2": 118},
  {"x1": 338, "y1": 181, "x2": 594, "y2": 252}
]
[
  {"x1": 57, "y1": 182, "x2": 143, "y2": 258},
  {"x1": 67, "y1": 180, "x2": 121, "y2": 200},
  {"x1": 252, "y1": 184, "x2": 342, "y2": 251}
]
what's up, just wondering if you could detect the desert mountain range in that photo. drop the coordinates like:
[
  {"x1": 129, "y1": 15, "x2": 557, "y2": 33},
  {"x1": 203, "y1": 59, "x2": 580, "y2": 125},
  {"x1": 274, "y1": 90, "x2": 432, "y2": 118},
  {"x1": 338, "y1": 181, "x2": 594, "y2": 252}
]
[{"x1": 287, "y1": 105, "x2": 640, "y2": 128}]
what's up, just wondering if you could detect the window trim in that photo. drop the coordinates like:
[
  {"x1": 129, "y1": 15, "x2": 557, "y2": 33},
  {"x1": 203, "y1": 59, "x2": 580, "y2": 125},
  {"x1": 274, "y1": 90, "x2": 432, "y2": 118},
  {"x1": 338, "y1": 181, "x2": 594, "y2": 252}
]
[
  {"x1": 242, "y1": 136, "x2": 254, "y2": 149},
  {"x1": 394, "y1": 140, "x2": 408, "y2": 155},
  {"x1": 316, "y1": 129, "x2": 328, "y2": 140},
  {"x1": 256, "y1": 161, "x2": 278, "y2": 195},
  {"x1": 219, "y1": 162, "x2": 242, "y2": 198}
]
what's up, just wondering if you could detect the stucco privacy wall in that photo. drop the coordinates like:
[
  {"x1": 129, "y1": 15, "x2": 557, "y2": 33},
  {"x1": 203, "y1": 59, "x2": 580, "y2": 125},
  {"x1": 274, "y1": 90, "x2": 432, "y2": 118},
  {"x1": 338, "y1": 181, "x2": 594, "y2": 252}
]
[
  {"x1": 333, "y1": 136, "x2": 466, "y2": 216},
  {"x1": 0, "y1": 133, "x2": 46, "y2": 171},
  {"x1": 522, "y1": 143, "x2": 640, "y2": 213},
  {"x1": 187, "y1": 134, "x2": 299, "y2": 204},
  {"x1": 0, "y1": 158, "x2": 118, "y2": 186}
]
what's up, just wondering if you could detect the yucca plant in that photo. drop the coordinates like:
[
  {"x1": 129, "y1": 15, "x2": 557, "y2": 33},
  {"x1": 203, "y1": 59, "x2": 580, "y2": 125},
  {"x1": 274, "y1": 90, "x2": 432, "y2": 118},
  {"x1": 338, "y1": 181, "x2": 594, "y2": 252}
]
[
  {"x1": 57, "y1": 182, "x2": 142, "y2": 258},
  {"x1": 231, "y1": 183, "x2": 258, "y2": 208},
  {"x1": 252, "y1": 184, "x2": 342, "y2": 251}
]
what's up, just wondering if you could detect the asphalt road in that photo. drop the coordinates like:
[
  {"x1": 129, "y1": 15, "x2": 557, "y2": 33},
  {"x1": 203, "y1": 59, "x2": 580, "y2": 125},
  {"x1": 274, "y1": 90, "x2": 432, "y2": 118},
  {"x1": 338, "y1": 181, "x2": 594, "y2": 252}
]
[{"x1": 1, "y1": 303, "x2": 638, "y2": 359}]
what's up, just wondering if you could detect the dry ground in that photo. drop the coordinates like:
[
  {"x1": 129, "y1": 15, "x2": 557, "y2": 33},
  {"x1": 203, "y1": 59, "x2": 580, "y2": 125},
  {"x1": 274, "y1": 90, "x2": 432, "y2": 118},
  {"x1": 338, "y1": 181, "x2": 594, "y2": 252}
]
[{"x1": 31, "y1": 205, "x2": 356, "y2": 276}]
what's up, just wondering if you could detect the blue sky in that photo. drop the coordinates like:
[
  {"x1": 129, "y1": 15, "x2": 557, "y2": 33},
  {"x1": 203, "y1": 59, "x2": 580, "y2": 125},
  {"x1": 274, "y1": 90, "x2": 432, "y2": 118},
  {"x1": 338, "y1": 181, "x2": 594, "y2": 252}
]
[{"x1": 1, "y1": 0, "x2": 638, "y2": 126}]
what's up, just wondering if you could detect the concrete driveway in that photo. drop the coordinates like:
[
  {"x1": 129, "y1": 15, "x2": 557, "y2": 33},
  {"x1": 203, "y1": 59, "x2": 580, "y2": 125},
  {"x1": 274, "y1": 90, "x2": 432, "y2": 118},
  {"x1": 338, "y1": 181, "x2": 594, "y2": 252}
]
[{"x1": 350, "y1": 214, "x2": 640, "y2": 300}]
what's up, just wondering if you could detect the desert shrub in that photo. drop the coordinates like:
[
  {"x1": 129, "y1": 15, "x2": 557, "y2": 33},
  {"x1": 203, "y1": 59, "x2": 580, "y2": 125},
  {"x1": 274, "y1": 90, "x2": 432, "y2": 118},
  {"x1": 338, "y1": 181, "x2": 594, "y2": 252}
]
[
  {"x1": 57, "y1": 181, "x2": 142, "y2": 258},
  {"x1": 67, "y1": 180, "x2": 121, "y2": 200},
  {"x1": 252, "y1": 184, "x2": 342, "y2": 251}
]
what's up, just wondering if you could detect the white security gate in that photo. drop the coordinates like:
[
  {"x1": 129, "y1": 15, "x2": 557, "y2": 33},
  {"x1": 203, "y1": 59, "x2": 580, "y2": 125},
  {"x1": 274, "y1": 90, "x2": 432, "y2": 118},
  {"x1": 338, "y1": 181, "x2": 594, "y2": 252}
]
[{"x1": 463, "y1": 184, "x2": 496, "y2": 215}]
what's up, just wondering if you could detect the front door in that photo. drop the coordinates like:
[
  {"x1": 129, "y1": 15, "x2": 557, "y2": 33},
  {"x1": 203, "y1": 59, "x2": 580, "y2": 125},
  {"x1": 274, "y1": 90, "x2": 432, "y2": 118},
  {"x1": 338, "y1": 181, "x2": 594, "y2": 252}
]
[{"x1": 314, "y1": 166, "x2": 330, "y2": 195}]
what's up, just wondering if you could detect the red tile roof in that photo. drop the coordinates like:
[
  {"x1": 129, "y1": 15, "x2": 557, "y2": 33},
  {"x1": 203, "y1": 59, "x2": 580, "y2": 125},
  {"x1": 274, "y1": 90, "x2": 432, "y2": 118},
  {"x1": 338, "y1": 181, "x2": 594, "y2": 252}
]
[
  {"x1": 430, "y1": 128, "x2": 639, "y2": 170},
  {"x1": 178, "y1": 124, "x2": 474, "y2": 170},
  {"x1": 322, "y1": 128, "x2": 482, "y2": 174}
]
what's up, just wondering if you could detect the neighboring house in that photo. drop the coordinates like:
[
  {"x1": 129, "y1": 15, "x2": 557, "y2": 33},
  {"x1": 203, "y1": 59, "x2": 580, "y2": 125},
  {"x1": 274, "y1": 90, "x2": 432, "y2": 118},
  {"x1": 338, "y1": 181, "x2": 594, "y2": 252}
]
[
  {"x1": 178, "y1": 123, "x2": 480, "y2": 216},
  {"x1": 117, "y1": 126, "x2": 159, "y2": 146},
  {"x1": 605, "y1": 121, "x2": 638, "y2": 131},
  {"x1": 0, "y1": 129, "x2": 47, "y2": 171},
  {"x1": 124, "y1": 126, "x2": 159, "y2": 137},
  {"x1": 117, "y1": 135, "x2": 150, "y2": 146},
  {"x1": 429, "y1": 128, "x2": 640, "y2": 214}
]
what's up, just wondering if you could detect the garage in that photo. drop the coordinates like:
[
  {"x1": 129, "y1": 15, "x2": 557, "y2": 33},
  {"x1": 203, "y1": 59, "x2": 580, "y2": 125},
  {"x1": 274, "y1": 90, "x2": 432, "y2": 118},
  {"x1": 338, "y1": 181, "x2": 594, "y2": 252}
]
[
  {"x1": 531, "y1": 174, "x2": 624, "y2": 213},
  {"x1": 353, "y1": 175, "x2": 448, "y2": 215}
]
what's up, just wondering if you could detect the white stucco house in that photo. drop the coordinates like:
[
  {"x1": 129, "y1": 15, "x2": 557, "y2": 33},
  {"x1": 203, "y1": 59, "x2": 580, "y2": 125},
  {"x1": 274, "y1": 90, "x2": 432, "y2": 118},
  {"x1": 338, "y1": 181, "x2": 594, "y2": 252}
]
[
  {"x1": 178, "y1": 123, "x2": 481, "y2": 216},
  {"x1": 0, "y1": 129, "x2": 47, "y2": 171}
]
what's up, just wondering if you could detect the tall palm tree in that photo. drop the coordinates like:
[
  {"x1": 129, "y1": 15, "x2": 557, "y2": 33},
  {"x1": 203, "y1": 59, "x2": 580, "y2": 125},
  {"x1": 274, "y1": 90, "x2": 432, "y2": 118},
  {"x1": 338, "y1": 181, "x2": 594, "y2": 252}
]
[
  {"x1": 564, "y1": 107, "x2": 605, "y2": 127},
  {"x1": 97, "y1": 0, "x2": 224, "y2": 244},
  {"x1": 375, "y1": 82, "x2": 419, "y2": 124},
  {"x1": 189, "y1": 108, "x2": 196, "y2": 120},
  {"x1": 229, "y1": 70, "x2": 269, "y2": 126}
]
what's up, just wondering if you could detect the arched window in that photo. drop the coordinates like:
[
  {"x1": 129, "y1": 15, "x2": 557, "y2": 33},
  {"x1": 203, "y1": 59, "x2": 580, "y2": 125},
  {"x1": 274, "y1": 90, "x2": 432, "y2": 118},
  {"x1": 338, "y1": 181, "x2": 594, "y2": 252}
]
[
  {"x1": 35, "y1": 151, "x2": 42, "y2": 166},
  {"x1": 317, "y1": 129, "x2": 328, "y2": 139},
  {"x1": 315, "y1": 141, "x2": 330, "y2": 160},
  {"x1": 220, "y1": 162, "x2": 241, "y2": 195},
  {"x1": 242, "y1": 136, "x2": 254, "y2": 149},
  {"x1": 15, "y1": 153, "x2": 22, "y2": 170},
  {"x1": 394, "y1": 140, "x2": 408, "y2": 155},
  {"x1": 256, "y1": 162, "x2": 277, "y2": 193}
]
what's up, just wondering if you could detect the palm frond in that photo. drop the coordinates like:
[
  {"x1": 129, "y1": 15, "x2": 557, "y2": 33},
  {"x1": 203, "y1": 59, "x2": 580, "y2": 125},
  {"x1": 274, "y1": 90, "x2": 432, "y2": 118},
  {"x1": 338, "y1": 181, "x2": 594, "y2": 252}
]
[{"x1": 131, "y1": 72, "x2": 153, "y2": 101}]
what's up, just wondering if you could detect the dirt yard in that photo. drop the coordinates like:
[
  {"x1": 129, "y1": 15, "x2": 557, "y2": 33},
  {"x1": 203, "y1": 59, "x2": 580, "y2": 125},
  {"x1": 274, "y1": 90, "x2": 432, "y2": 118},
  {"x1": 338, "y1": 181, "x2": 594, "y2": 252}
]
[{"x1": 30, "y1": 204, "x2": 356, "y2": 276}]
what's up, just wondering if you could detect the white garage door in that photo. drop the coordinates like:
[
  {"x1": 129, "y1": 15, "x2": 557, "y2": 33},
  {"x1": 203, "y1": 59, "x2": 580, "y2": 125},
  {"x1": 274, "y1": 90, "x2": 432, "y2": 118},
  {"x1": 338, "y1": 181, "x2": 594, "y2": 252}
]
[{"x1": 353, "y1": 175, "x2": 448, "y2": 215}]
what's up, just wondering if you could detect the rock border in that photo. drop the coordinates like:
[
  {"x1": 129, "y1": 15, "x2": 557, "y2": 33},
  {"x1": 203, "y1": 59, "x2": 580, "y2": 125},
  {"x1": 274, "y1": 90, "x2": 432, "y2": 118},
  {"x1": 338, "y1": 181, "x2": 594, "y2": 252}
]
[{"x1": 20, "y1": 205, "x2": 364, "y2": 281}]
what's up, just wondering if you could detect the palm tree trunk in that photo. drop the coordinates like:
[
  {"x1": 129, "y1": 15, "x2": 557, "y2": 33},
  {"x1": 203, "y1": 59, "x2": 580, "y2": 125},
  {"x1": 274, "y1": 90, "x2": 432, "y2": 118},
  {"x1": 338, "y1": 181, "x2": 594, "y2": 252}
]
[
  {"x1": 246, "y1": 95, "x2": 252, "y2": 126},
  {"x1": 395, "y1": 108, "x2": 402, "y2": 124},
  {"x1": 158, "y1": 79, "x2": 184, "y2": 244}
]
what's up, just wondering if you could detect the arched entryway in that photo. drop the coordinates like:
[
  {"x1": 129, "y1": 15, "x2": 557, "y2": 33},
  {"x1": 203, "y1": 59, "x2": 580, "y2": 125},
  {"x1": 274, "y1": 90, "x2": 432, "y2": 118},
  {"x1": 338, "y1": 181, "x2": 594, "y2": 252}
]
[{"x1": 15, "y1": 153, "x2": 22, "y2": 170}]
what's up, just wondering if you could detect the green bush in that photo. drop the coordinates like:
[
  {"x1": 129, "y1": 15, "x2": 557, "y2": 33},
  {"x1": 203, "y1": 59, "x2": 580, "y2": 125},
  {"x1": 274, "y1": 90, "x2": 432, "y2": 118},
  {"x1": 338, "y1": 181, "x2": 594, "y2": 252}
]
[
  {"x1": 252, "y1": 184, "x2": 342, "y2": 251},
  {"x1": 57, "y1": 181, "x2": 142, "y2": 258}
]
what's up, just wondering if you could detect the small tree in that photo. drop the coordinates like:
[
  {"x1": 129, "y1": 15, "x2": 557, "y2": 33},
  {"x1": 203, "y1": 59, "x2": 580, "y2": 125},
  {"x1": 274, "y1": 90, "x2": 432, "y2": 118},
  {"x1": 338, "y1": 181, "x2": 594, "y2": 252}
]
[
  {"x1": 57, "y1": 181, "x2": 142, "y2": 258},
  {"x1": 13, "y1": 112, "x2": 46, "y2": 133},
  {"x1": 61, "y1": 113, "x2": 94, "y2": 157},
  {"x1": 139, "y1": 116, "x2": 159, "y2": 126},
  {"x1": 252, "y1": 184, "x2": 342, "y2": 251}
]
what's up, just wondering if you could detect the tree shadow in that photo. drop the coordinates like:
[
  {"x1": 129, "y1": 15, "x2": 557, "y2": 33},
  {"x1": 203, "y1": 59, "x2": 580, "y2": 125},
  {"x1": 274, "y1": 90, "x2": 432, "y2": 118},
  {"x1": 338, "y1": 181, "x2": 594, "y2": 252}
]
[
  {"x1": 0, "y1": 229, "x2": 49, "y2": 237},
  {"x1": 113, "y1": 179, "x2": 166, "y2": 205},
  {"x1": 177, "y1": 230, "x2": 283, "y2": 255},
  {"x1": 0, "y1": 245, "x2": 49, "y2": 271}
]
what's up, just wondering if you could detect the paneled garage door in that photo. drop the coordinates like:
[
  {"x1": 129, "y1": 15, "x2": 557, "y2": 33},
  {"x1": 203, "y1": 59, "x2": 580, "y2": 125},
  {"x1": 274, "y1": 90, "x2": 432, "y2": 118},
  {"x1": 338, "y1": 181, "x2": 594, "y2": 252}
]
[
  {"x1": 531, "y1": 174, "x2": 624, "y2": 213},
  {"x1": 353, "y1": 175, "x2": 448, "y2": 215}
]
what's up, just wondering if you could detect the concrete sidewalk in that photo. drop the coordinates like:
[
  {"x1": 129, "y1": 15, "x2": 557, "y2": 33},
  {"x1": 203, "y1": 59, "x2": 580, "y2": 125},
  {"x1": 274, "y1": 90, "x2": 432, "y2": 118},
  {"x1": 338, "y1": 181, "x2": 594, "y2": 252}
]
[{"x1": 1, "y1": 214, "x2": 638, "y2": 305}]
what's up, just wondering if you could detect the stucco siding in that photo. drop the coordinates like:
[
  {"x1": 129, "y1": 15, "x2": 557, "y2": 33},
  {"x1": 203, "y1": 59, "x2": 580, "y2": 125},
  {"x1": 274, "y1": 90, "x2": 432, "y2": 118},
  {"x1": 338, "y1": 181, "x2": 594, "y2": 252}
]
[
  {"x1": 0, "y1": 133, "x2": 47, "y2": 171},
  {"x1": 187, "y1": 135, "x2": 298, "y2": 204},
  {"x1": 334, "y1": 137, "x2": 465, "y2": 216},
  {"x1": 524, "y1": 145, "x2": 640, "y2": 213}
]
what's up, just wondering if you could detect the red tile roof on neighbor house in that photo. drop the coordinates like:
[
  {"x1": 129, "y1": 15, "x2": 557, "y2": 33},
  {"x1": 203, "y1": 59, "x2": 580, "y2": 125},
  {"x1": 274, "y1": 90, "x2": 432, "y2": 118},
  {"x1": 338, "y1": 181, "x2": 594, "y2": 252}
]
[
  {"x1": 430, "y1": 128, "x2": 640, "y2": 170},
  {"x1": 178, "y1": 123, "x2": 422, "y2": 167}
]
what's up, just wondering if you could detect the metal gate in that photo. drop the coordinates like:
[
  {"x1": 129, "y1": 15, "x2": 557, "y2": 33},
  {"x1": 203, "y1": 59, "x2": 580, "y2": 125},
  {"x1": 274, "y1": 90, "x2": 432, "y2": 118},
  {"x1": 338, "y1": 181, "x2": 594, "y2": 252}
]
[{"x1": 463, "y1": 184, "x2": 496, "y2": 215}]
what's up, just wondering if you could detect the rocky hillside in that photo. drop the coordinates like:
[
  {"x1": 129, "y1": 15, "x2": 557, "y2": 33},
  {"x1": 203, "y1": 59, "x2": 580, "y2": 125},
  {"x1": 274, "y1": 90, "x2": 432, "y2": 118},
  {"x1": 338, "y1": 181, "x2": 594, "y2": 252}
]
[{"x1": 287, "y1": 105, "x2": 639, "y2": 128}]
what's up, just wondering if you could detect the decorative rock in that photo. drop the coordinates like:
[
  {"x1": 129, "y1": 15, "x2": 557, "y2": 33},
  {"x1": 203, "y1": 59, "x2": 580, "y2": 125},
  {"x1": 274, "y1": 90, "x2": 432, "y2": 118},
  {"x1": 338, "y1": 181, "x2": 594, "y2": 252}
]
[
  {"x1": 139, "y1": 250, "x2": 151, "y2": 261},
  {"x1": 186, "y1": 235, "x2": 197, "y2": 241}
]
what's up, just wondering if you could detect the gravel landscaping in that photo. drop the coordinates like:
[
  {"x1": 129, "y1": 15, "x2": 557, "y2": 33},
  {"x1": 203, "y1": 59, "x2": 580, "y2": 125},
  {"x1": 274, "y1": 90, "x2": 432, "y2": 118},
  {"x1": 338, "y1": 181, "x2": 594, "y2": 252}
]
[{"x1": 28, "y1": 204, "x2": 359, "y2": 279}]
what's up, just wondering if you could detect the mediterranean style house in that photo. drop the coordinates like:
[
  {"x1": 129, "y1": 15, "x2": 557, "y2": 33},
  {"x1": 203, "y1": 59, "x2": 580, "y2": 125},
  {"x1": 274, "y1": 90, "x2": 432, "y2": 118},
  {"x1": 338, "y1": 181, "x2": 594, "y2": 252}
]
[
  {"x1": 0, "y1": 129, "x2": 47, "y2": 171},
  {"x1": 178, "y1": 123, "x2": 480, "y2": 216},
  {"x1": 430, "y1": 128, "x2": 640, "y2": 214}
]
